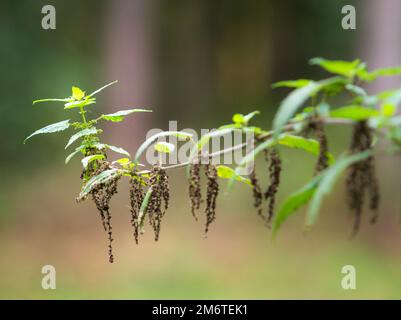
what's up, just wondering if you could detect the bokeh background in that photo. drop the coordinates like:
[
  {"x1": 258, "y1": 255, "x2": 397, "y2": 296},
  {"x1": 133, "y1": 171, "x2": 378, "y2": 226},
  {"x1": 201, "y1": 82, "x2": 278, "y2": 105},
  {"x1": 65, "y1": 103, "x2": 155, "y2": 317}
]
[{"x1": 1, "y1": 0, "x2": 401, "y2": 299}]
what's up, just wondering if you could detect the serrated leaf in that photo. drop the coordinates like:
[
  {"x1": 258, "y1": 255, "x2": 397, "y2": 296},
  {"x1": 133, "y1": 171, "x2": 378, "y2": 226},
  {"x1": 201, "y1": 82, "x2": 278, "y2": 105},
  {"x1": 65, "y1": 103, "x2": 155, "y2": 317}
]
[
  {"x1": 154, "y1": 141, "x2": 175, "y2": 154},
  {"x1": 272, "y1": 77, "x2": 342, "y2": 135},
  {"x1": 358, "y1": 66, "x2": 401, "y2": 82},
  {"x1": 65, "y1": 127, "x2": 99, "y2": 149},
  {"x1": 112, "y1": 158, "x2": 131, "y2": 165},
  {"x1": 101, "y1": 108, "x2": 152, "y2": 122},
  {"x1": 306, "y1": 151, "x2": 372, "y2": 228},
  {"x1": 232, "y1": 111, "x2": 260, "y2": 126},
  {"x1": 278, "y1": 134, "x2": 335, "y2": 164},
  {"x1": 65, "y1": 149, "x2": 81, "y2": 164},
  {"x1": 378, "y1": 88, "x2": 401, "y2": 116},
  {"x1": 64, "y1": 98, "x2": 96, "y2": 109},
  {"x1": 107, "y1": 145, "x2": 130, "y2": 157},
  {"x1": 86, "y1": 80, "x2": 118, "y2": 98},
  {"x1": 272, "y1": 178, "x2": 319, "y2": 237},
  {"x1": 72, "y1": 86, "x2": 85, "y2": 100},
  {"x1": 24, "y1": 120, "x2": 70, "y2": 143},
  {"x1": 81, "y1": 154, "x2": 105, "y2": 169},
  {"x1": 33, "y1": 98, "x2": 73, "y2": 105},
  {"x1": 135, "y1": 131, "x2": 193, "y2": 163},
  {"x1": 79, "y1": 169, "x2": 120, "y2": 199},
  {"x1": 310, "y1": 57, "x2": 361, "y2": 78},
  {"x1": 345, "y1": 84, "x2": 367, "y2": 97},
  {"x1": 272, "y1": 79, "x2": 312, "y2": 89},
  {"x1": 330, "y1": 105, "x2": 379, "y2": 120},
  {"x1": 216, "y1": 165, "x2": 251, "y2": 186}
]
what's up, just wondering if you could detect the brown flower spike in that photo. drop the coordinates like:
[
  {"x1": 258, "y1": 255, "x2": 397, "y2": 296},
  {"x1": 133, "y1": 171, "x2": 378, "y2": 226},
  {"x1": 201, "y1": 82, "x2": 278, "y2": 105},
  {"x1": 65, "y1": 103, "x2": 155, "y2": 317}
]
[
  {"x1": 264, "y1": 148, "x2": 282, "y2": 225},
  {"x1": 90, "y1": 161, "x2": 120, "y2": 263},
  {"x1": 346, "y1": 120, "x2": 380, "y2": 236},
  {"x1": 188, "y1": 161, "x2": 202, "y2": 220},
  {"x1": 204, "y1": 160, "x2": 219, "y2": 237},
  {"x1": 147, "y1": 165, "x2": 170, "y2": 241},
  {"x1": 129, "y1": 174, "x2": 144, "y2": 244},
  {"x1": 250, "y1": 168, "x2": 264, "y2": 220}
]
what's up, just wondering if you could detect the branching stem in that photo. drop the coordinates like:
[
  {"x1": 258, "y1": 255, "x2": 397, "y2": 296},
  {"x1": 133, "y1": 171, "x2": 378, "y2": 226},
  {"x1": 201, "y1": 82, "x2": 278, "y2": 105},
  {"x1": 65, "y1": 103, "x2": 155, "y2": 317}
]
[{"x1": 124, "y1": 117, "x2": 386, "y2": 177}]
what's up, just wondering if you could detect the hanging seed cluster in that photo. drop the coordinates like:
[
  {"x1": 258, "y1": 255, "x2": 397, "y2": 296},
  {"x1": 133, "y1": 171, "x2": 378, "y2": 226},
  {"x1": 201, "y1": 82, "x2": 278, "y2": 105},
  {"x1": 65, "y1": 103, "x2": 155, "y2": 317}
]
[
  {"x1": 346, "y1": 120, "x2": 380, "y2": 236},
  {"x1": 249, "y1": 168, "x2": 263, "y2": 220},
  {"x1": 188, "y1": 158, "x2": 220, "y2": 236},
  {"x1": 204, "y1": 161, "x2": 219, "y2": 236},
  {"x1": 188, "y1": 161, "x2": 202, "y2": 220},
  {"x1": 313, "y1": 120, "x2": 329, "y2": 173},
  {"x1": 89, "y1": 161, "x2": 120, "y2": 263},
  {"x1": 264, "y1": 149, "x2": 282, "y2": 224},
  {"x1": 248, "y1": 148, "x2": 282, "y2": 224},
  {"x1": 129, "y1": 174, "x2": 144, "y2": 244},
  {"x1": 305, "y1": 118, "x2": 329, "y2": 174},
  {"x1": 146, "y1": 166, "x2": 170, "y2": 241}
]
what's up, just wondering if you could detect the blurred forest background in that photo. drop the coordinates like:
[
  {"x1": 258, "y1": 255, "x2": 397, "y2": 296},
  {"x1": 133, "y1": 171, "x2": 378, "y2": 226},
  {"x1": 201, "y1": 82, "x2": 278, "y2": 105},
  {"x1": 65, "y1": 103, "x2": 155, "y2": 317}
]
[{"x1": 1, "y1": 0, "x2": 401, "y2": 299}]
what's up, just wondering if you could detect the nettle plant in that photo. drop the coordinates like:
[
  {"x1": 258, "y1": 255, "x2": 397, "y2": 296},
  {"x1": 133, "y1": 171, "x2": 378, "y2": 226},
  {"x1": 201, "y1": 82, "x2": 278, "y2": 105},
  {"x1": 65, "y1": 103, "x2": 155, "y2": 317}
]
[{"x1": 25, "y1": 58, "x2": 401, "y2": 263}]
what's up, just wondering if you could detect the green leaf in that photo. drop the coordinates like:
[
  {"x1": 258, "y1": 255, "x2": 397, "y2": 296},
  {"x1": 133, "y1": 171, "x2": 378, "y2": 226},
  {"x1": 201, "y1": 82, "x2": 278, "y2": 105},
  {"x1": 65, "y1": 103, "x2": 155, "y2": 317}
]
[
  {"x1": 81, "y1": 154, "x2": 105, "y2": 169},
  {"x1": 232, "y1": 114, "x2": 245, "y2": 125},
  {"x1": 86, "y1": 80, "x2": 118, "y2": 98},
  {"x1": 216, "y1": 165, "x2": 251, "y2": 186},
  {"x1": 78, "y1": 169, "x2": 120, "y2": 199},
  {"x1": 65, "y1": 127, "x2": 99, "y2": 149},
  {"x1": 330, "y1": 105, "x2": 379, "y2": 120},
  {"x1": 378, "y1": 88, "x2": 401, "y2": 115},
  {"x1": 310, "y1": 57, "x2": 362, "y2": 78},
  {"x1": 135, "y1": 131, "x2": 193, "y2": 163},
  {"x1": 154, "y1": 141, "x2": 175, "y2": 154},
  {"x1": 272, "y1": 178, "x2": 319, "y2": 237},
  {"x1": 24, "y1": 120, "x2": 70, "y2": 143},
  {"x1": 106, "y1": 145, "x2": 130, "y2": 157},
  {"x1": 72, "y1": 86, "x2": 85, "y2": 100},
  {"x1": 278, "y1": 135, "x2": 319, "y2": 155},
  {"x1": 64, "y1": 98, "x2": 96, "y2": 109},
  {"x1": 345, "y1": 84, "x2": 367, "y2": 97},
  {"x1": 272, "y1": 79, "x2": 312, "y2": 89},
  {"x1": 138, "y1": 187, "x2": 153, "y2": 231},
  {"x1": 306, "y1": 151, "x2": 372, "y2": 228},
  {"x1": 272, "y1": 77, "x2": 342, "y2": 135},
  {"x1": 232, "y1": 111, "x2": 260, "y2": 126},
  {"x1": 358, "y1": 66, "x2": 401, "y2": 82},
  {"x1": 112, "y1": 158, "x2": 131, "y2": 165},
  {"x1": 33, "y1": 98, "x2": 72, "y2": 105},
  {"x1": 381, "y1": 103, "x2": 396, "y2": 117},
  {"x1": 65, "y1": 149, "x2": 81, "y2": 164},
  {"x1": 92, "y1": 142, "x2": 107, "y2": 150},
  {"x1": 278, "y1": 134, "x2": 334, "y2": 164},
  {"x1": 101, "y1": 108, "x2": 152, "y2": 122}
]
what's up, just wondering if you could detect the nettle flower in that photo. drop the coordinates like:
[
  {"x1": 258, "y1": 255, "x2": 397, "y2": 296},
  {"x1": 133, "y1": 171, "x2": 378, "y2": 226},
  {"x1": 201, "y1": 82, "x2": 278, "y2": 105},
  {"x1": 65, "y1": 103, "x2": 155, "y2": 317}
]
[{"x1": 25, "y1": 57, "x2": 401, "y2": 262}]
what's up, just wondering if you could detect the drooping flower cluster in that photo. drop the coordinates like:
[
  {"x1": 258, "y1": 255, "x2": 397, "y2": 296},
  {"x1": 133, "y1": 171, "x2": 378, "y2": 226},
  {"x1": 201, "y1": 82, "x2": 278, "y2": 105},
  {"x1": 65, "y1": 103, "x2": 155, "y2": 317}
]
[{"x1": 346, "y1": 120, "x2": 380, "y2": 236}]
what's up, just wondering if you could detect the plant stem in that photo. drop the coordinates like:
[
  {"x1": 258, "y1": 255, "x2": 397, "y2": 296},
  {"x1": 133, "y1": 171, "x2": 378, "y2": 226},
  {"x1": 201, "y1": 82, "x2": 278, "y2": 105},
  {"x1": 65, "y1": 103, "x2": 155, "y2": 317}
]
[
  {"x1": 120, "y1": 117, "x2": 386, "y2": 176},
  {"x1": 79, "y1": 106, "x2": 87, "y2": 124}
]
